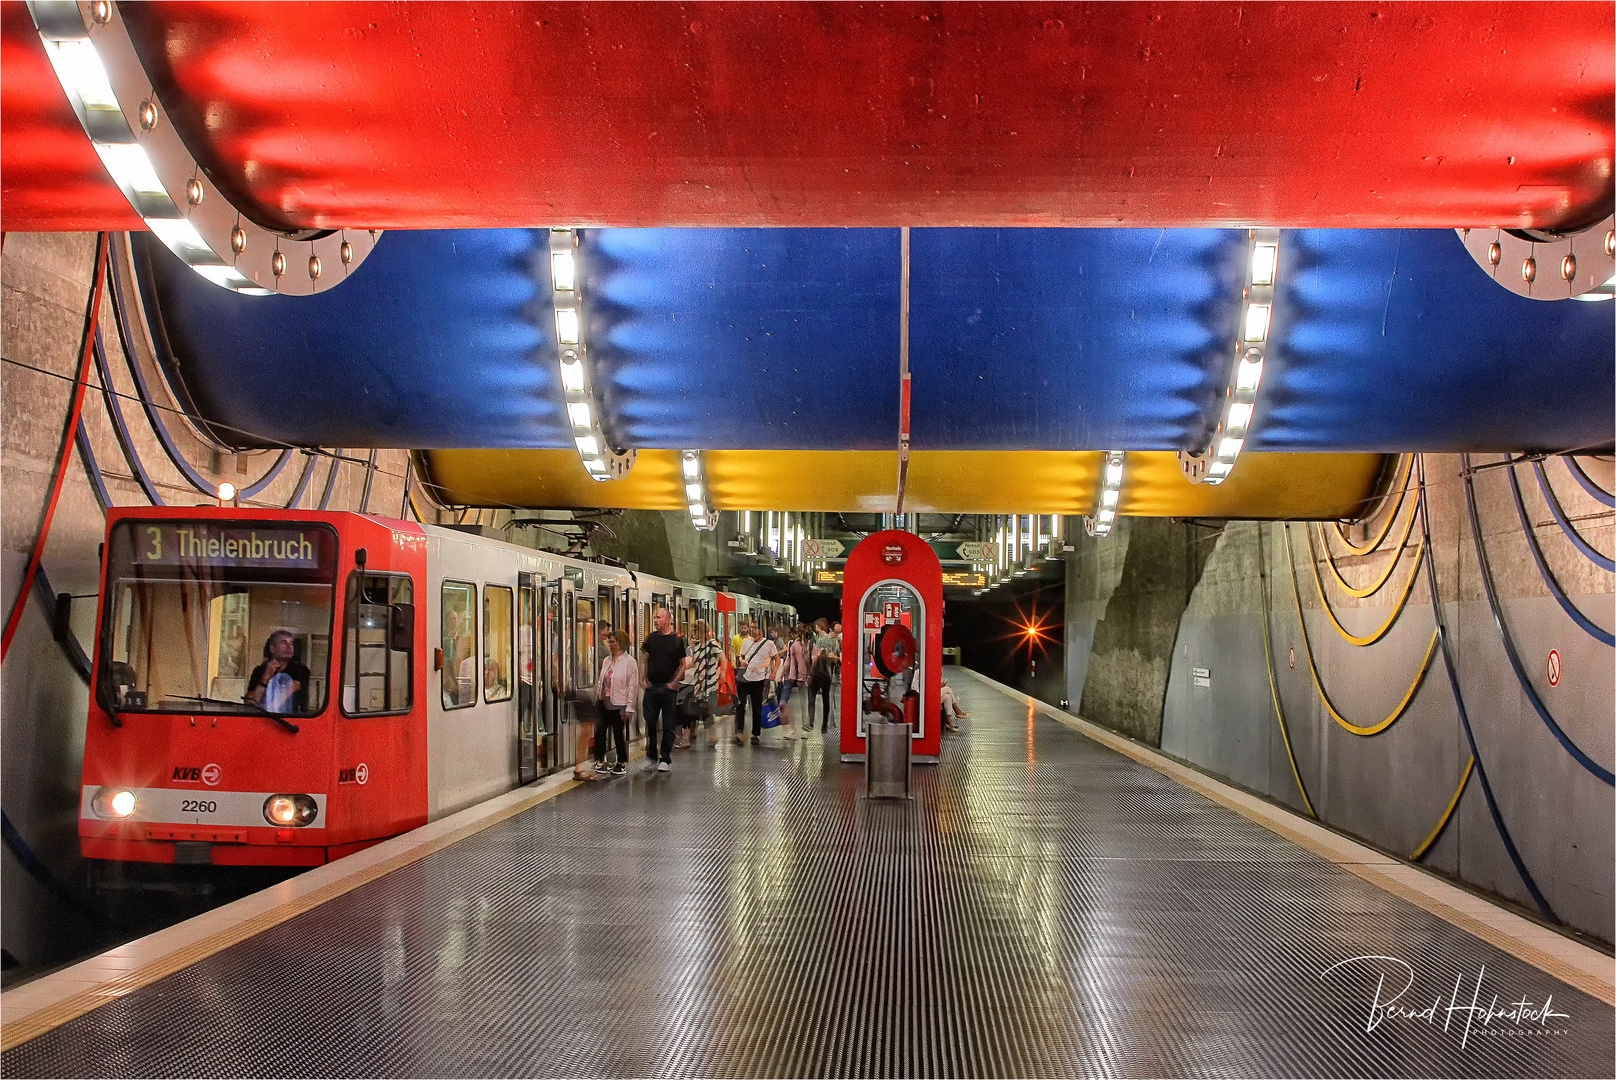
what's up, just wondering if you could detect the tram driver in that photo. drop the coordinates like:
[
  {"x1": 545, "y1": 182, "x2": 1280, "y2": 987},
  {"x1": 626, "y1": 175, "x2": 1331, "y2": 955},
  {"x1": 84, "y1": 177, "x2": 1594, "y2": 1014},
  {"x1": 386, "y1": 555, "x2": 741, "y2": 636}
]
[{"x1": 245, "y1": 629, "x2": 310, "y2": 714}]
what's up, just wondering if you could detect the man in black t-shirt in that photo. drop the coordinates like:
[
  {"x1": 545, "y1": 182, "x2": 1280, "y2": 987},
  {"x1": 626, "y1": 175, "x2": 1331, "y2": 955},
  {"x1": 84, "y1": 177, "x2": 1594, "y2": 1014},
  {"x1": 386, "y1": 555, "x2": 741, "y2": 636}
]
[
  {"x1": 639, "y1": 608, "x2": 689, "y2": 771},
  {"x1": 246, "y1": 628, "x2": 310, "y2": 714}
]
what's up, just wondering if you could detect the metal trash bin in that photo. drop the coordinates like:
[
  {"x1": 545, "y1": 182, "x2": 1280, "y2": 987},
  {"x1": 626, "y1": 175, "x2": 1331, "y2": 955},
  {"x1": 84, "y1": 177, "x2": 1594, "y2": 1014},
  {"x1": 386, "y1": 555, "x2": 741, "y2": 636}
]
[{"x1": 866, "y1": 719, "x2": 912, "y2": 799}]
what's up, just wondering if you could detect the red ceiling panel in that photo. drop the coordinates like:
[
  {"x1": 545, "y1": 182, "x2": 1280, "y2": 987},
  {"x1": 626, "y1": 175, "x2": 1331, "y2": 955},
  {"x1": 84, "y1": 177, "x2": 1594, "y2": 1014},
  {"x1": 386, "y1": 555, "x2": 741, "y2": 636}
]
[{"x1": 4, "y1": 1, "x2": 1612, "y2": 232}]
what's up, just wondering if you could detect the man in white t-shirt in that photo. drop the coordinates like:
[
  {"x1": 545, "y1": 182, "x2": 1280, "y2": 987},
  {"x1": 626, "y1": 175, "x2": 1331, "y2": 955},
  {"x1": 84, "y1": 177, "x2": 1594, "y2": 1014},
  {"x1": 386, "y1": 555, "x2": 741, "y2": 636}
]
[{"x1": 733, "y1": 622, "x2": 778, "y2": 745}]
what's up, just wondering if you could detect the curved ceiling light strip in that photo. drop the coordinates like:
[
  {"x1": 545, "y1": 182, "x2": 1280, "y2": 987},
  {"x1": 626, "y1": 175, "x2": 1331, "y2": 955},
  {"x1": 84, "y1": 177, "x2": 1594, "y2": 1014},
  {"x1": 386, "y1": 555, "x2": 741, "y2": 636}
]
[
  {"x1": 1181, "y1": 229, "x2": 1280, "y2": 486},
  {"x1": 1458, "y1": 215, "x2": 1615, "y2": 302},
  {"x1": 549, "y1": 228, "x2": 634, "y2": 482},
  {"x1": 1084, "y1": 450, "x2": 1125, "y2": 537},
  {"x1": 681, "y1": 451, "x2": 716, "y2": 531},
  {"x1": 28, "y1": 0, "x2": 377, "y2": 295}
]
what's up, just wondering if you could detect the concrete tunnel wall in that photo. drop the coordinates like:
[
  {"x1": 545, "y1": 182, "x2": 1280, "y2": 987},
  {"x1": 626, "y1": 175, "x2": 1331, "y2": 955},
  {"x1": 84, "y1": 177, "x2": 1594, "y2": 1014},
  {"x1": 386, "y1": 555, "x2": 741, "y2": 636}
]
[{"x1": 1065, "y1": 456, "x2": 1615, "y2": 943}]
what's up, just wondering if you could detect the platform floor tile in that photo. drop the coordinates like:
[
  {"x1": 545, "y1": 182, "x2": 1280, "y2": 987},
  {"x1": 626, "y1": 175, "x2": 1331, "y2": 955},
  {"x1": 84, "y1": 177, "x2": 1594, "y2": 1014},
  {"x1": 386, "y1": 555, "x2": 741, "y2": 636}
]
[{"x1": 5, "y1": 678, "x2": 1611, "y2": 1077}]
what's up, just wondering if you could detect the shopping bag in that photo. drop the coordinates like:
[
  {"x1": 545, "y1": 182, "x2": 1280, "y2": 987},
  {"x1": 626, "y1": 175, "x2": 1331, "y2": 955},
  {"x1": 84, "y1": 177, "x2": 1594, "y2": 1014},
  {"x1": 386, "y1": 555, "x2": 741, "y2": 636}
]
[{"x1": 761, "y1": 698, "x2": 781, "y2": 729}]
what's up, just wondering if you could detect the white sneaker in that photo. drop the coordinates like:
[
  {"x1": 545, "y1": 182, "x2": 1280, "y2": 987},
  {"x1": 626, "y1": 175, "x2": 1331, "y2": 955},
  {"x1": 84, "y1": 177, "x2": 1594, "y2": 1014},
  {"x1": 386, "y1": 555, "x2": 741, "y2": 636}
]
[{"x1": 656, "y1": 761, "x2": 671, "y2": 772}]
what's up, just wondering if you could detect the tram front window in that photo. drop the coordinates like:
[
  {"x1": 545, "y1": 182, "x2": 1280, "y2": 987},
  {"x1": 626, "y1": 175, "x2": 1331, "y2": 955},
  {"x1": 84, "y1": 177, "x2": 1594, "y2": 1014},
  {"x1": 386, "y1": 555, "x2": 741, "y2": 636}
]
[{"x1": 98, "y1": 520, "x2": 337, "y2": 716}]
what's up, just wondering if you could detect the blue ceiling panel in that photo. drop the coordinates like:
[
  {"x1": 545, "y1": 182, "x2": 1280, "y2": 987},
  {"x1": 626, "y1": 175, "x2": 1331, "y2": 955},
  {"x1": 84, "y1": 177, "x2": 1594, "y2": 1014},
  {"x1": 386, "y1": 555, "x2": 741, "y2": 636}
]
[
  {"x1": 908, "y1": 229, "x2": 1243, "y2": 451},
  {"x1": 588, "y1": 229, "x2": 900, "y2": 450},
  {"x1": 1255, "y1": 229, "x2": 1614, "y2": 452},
  {"x1": 142, "y1": 229, "x2": 568, "y2": 449},
  {"x1": 141, "y1": 223, "x2": 1612, "y2": 456}
]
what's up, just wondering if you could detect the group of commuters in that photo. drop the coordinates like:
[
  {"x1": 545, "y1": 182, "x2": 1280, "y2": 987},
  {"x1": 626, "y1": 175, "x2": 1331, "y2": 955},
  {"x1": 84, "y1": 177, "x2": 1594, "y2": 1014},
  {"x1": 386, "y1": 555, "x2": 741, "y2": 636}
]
[
  {"x1": 573, "y1": 613, "x2": 845, "y2": 780},
  {"x1": 731, "y1": 618, "x2": 842, "y2": 743}
]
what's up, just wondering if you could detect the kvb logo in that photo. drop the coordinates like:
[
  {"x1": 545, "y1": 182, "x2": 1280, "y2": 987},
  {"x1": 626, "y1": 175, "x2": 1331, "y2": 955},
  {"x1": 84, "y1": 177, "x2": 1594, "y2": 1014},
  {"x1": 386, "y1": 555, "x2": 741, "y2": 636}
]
[
  {"x1": 338, "y1": 763, "x2": 371, "y2": 785},
  {"x1": 172, "y1": 766, "x2": 202, "y2": 782},
  {"x1": 200, "y1": 763, "x2": 222, "y2": 786}
]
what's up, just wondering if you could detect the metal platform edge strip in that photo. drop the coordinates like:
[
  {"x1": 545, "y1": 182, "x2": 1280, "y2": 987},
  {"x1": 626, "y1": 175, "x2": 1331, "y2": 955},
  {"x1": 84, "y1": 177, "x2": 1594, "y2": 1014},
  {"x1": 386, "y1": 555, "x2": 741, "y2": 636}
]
[
  {"x1": 0, "y1": 770, "x2": 585, "y2": 1050},
  {"x1": 953, "y1": 667, "x2": 1616, "y2": 1007}
]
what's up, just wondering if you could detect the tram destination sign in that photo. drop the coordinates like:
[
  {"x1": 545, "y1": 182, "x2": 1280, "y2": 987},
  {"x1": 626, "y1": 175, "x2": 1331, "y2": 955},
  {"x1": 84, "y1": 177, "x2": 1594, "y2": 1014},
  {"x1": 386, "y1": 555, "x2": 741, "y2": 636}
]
[{"x1": 129, "y1": 523, "x2": 332, "y2": 571}]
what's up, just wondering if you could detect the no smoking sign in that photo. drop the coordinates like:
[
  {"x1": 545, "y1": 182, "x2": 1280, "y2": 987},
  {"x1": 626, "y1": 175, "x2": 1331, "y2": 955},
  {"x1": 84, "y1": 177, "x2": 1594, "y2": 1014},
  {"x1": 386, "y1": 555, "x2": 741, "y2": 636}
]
[{"x1": 1547, "y1": 649, "x2": 1561, "y2": 687}]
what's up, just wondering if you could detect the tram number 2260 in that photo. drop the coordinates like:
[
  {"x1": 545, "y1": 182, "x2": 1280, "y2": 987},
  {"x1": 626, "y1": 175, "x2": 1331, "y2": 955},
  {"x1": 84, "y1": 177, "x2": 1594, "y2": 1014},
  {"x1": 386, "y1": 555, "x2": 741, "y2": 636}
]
[{"x1": 180, "y1": 799, "x2": 218, "y2": 814}]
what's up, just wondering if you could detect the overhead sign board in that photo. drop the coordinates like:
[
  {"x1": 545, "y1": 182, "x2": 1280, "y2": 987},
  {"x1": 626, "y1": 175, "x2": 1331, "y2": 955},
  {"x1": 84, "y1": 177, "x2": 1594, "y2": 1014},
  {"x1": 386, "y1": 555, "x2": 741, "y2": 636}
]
[
  {"x1": 940, "y1": 571, "x2": 987, "y2": 587},
  {"x1": 814, "y1": 570, "x2": 844, "y2": 585},
  {"x1": 955, "y1": 541, "x2": 995, "y2": 561},
  {"x1": 802, "y1": 538, "x2": 845, "y2": 559}
]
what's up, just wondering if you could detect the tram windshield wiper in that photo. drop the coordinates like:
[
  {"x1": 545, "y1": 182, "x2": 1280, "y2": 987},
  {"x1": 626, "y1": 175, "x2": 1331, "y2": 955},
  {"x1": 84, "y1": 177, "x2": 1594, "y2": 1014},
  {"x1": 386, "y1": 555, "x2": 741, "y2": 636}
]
[{"x1": 168, "y1": 696, "x2": 300, "y2": 734}]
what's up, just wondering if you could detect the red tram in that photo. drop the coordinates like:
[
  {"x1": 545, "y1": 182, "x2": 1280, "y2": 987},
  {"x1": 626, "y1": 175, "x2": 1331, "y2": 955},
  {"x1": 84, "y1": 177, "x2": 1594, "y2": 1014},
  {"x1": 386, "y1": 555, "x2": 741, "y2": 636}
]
[{"x1": 80, "y1": 507, "x2": 795, "y2": 866}]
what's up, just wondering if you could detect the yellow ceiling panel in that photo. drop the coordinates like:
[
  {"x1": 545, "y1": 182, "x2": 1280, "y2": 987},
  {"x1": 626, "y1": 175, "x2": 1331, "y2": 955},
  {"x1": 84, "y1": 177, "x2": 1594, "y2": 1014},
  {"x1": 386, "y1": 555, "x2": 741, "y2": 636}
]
[
  {"x1": 420, "y1": 448, "x2": 687, "y2": 509},
  {"x1": 1120, "y1": 452, "x2": 1386, "y2": 520},
  {"x1": 420, "y1": 449, "x2": 1387, "y2": 521}
]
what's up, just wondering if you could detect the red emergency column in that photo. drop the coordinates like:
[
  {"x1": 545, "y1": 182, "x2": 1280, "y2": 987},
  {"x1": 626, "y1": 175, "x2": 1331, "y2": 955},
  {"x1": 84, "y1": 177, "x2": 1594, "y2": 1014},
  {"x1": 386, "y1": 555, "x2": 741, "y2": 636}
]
[{"x1": 839, "y1": 530, "x2": 943, "y2": 763}]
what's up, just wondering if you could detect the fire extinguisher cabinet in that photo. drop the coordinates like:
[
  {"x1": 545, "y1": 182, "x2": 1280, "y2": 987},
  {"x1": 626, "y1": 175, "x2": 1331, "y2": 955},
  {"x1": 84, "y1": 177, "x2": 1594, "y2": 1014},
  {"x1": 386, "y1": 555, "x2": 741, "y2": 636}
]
[{"x1": 839, "y1": 529, "x2": 943, "y2": 764}]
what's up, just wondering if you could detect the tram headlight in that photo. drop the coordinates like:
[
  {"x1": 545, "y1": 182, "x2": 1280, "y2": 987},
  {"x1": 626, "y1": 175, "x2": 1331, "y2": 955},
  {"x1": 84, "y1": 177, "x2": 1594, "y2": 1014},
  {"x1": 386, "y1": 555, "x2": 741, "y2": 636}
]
[
  {"x1": 92, "y1": 787, "x2": 136, "y2": 819},
  {"x1": 263, "y1": 794, "x2": 318, "y2": 828}
]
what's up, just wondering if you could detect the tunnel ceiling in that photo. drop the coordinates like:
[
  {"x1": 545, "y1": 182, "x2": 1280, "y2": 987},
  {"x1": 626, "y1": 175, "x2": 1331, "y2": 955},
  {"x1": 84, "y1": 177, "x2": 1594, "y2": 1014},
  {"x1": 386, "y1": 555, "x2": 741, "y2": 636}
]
[
  {"x1": 142, "y1": 227, "x2": 1614, "y2": 455},
  {"x1": 3, "y1": 1, "x2": 1612, "y2": 232},
  {"x1": 5, "y1": 2, "x2": 1614, "y2": 518}
]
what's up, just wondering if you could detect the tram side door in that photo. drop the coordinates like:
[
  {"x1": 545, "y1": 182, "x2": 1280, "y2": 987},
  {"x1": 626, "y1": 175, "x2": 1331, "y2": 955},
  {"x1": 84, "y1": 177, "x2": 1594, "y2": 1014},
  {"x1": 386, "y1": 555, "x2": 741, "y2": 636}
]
[
  {"x1": 542, "y1": 580, "x2": 563, "y2": 774},
  {"x1": 516, "y1": 573, "x2": 540, "y2": 784}
]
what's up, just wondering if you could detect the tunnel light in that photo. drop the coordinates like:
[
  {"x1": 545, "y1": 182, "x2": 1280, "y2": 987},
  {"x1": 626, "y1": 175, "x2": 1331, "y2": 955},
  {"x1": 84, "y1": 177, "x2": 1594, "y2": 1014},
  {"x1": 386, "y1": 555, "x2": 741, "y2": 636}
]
[
  {"x1": 43, "y1": 37, "x2": 120, "y2": 111},
  {"x1": 1242, "y1": 302, "x2": 1272, "y2": 342},
  {"x1": 681, "y1": 451, "x2": 716, "y2": 531},
  {"x1": 30, "y1": 4, "x2": 377, "y2": 294},
  {"x1": 95, "y1": 142, "x2": 165, "y2": 198},
  {"x1": 1086, "y1": 449, "x2": 1126, "y2": 537},
  {"x1": 215, "y1": 481, "x2": 237, "y2": 502},
  {"x1": 1235, "y1": 355, "x2": 1264, "y2": 391},
  {"x1": 559, "y1": 352, "x2": 586, "y2": 392},
  {"x1": 550, "y1": 250, "x2": 576, "y2": 291},
  {"x1": 555, "y1": 307, "x2": 580, "y2": 345},
  {"x1": 548, "y1": 228, "x2": 633, "y2": 481},
  {"x1": 1250, "y1": 243, "x2": 1278, "y2": 287},
  {"x1": 1181, "y1": 229, "x2": 1281, "y2": 486}
]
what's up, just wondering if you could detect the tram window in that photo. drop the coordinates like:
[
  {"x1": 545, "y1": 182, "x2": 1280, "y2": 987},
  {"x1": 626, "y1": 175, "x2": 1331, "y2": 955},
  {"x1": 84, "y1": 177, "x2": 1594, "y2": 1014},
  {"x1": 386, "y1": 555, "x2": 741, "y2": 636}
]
[
  {"x1": 483, "y1": 585, "x2": 513, "y2": 703},
  {"x1": 97, "y1": 520, "x2": 336, "y2": 717},
  {"x1": 572, "y1": 596, "x2": 597, "y2": 689},
  {"x1": 441, "y1": 581, "x2": 477, "y2": 709},
  {"x1": 341, "y1": 573, "x2": 413, "y2": 715}
]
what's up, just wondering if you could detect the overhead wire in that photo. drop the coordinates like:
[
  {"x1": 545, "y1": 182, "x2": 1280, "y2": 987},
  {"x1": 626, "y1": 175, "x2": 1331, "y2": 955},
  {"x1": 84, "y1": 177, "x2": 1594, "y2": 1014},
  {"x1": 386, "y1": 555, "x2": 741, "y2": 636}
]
[
  {"x1": 1462, "y1": 455, "x2": 1614, "y2": 786},
  {"x1": 1416, "y1": 454, "x2": 1557, "y2": 920},
  {"x1": 1505, "y1": 457, "x2": 1614, "y2": 647},
  {"x1": 1283, "y1": 523, "x2": 1437, "y2": 736}
]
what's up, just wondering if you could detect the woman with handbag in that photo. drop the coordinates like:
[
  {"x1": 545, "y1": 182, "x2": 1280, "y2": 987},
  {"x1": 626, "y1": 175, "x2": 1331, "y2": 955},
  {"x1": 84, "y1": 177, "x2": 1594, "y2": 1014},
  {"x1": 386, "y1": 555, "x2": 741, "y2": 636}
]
[{"x1": 589, "y1": 630, "x2": 637, "y2": 778}]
